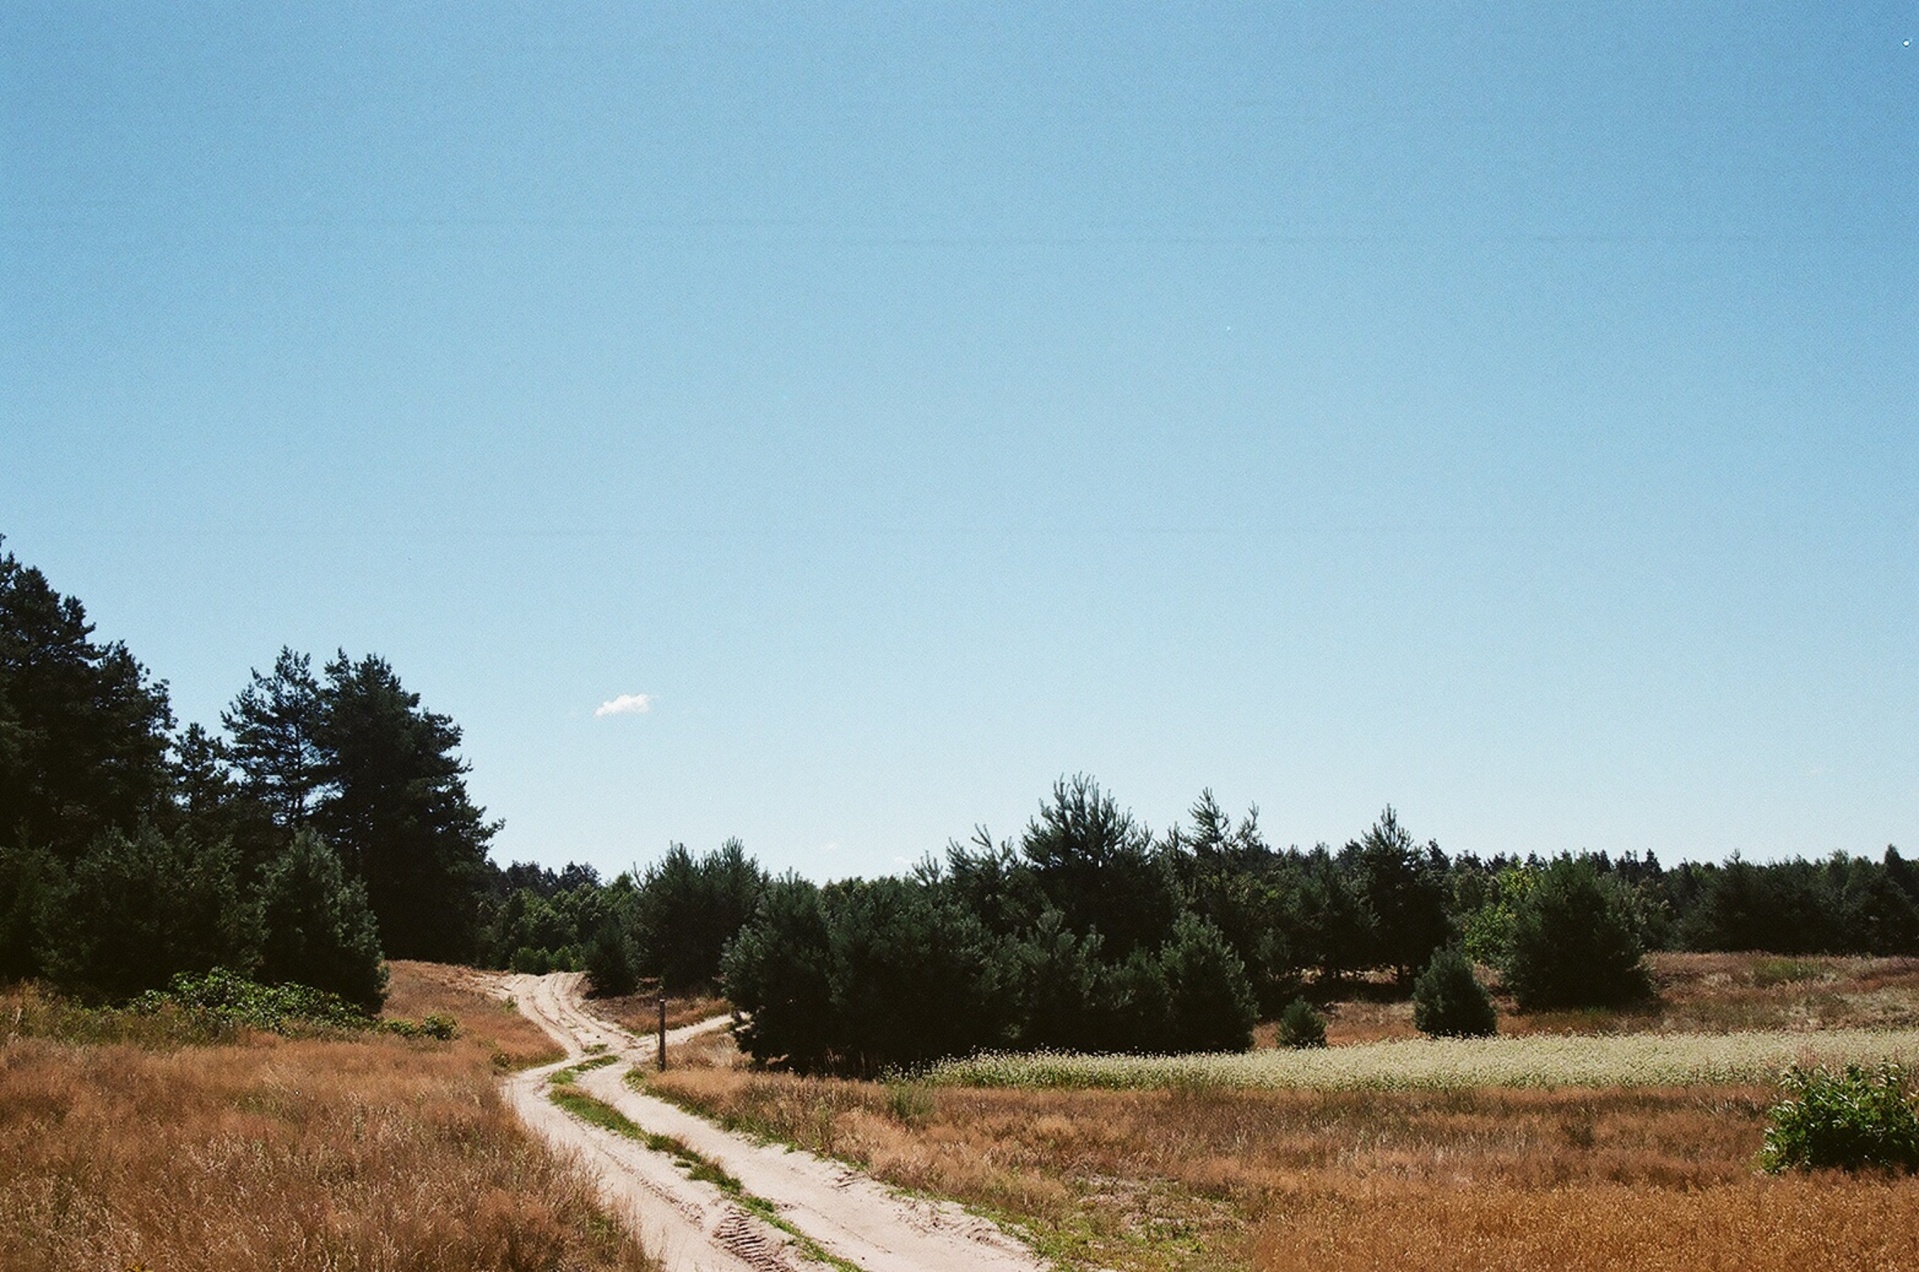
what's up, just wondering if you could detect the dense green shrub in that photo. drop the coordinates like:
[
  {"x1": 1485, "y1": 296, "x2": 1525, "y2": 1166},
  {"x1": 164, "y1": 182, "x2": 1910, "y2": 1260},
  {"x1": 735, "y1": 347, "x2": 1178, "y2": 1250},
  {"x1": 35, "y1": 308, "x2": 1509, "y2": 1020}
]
[
  {"x1": 1021, "y1": 774, "x2": 1181, "y2": 960},
  {"x1": 1344, "y1": 808, "x2": 1453, "y2": 981},
  {"x1": 1411, "y1": 946, "x2": 1497, "y2": 1038},
  {"x1": 136, "y1": 967, "x2": 372, "y2": 1033},
  {"x1": 820, "y1": 877, "x2": 1010, "y2": 1075},
  {"x1": 1004, "y1": 910, "x2": 1106, "y2": 1050},
  {"x1": 1277, "y1": 997, "x2": 1327, "y2": 1049},
  {"x1": 1501, "y1": 856, "x2": 1650, "y2": 1010},
  {"x1": 632, "y1": 840, "x2": 767, "y2": 993},
  {"x1": 723, "y1": 874, "x2": 837, "y2": 1072},
  {"x1": 1760, "y1": 1063, "x2": 1919, "y2": 1173}
]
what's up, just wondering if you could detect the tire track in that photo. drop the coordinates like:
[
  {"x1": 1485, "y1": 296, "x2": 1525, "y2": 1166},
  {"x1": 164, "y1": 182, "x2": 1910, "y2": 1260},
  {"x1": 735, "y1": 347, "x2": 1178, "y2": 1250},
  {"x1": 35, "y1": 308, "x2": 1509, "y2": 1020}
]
[{"x1": 496, "y1": 972, "x2": 1052, "y2": 1272}]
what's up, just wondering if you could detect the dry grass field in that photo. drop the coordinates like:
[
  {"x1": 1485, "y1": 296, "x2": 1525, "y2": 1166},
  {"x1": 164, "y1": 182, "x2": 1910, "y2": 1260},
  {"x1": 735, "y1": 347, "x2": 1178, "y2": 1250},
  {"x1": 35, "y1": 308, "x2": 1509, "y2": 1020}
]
[
  {"x1": 0, "y1": 961, "x2": 653, "y2": 1272},
  {"x1": 1311, "y1": 952, "x2": 1919, "y2": 1046},
  {"x1": 647, "y1": 952, "x2": 1919, "y2": 1272},
  {"x1": 588, "y1": 989, "x2": 731, "y2": 1035}
]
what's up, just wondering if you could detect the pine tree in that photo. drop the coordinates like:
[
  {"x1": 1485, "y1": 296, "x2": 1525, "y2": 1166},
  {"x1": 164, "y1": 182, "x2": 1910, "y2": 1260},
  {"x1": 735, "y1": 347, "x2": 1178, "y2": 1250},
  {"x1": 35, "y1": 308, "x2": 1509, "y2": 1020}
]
[
  {"x1": 0, "y1": 543, "x2": 175, "y2": 859},
  {"x1": 314, "y1": 652, "x2": 497, "y2": 961},
  {"x1": 221, "y1": 648, "x2": 323, "y2": 830},
  {"x1": 1412, "y1": 946, "x2": 1497, "y2": 1037},
  {"x1": 258, "y1": 829, "x2": 387, "y2": 1011}
]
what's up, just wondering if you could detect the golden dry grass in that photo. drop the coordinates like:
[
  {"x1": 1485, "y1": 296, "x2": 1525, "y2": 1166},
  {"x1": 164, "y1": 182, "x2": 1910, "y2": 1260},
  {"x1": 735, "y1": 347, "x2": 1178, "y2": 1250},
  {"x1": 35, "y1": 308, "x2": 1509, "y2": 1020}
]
[
  {"x1": 587, "y1": 991, "x2": 731, "y2": 1035},
  {"x1": 0, "y1": 963, "x2": 653, "y2": 1272},
  {"x1": 1312, "y1": 952, "x2": 1919, "y2": 1045},
  {"x1": 1254, "y1": 1180, "x2": 1919, "y2": 1271},
  {"x1": 651, "y1": 1030, "x2": 1919, "y2": 1272},
  {"x1": 384, "y1": 958, "x2": 567, "y2": 1069}
]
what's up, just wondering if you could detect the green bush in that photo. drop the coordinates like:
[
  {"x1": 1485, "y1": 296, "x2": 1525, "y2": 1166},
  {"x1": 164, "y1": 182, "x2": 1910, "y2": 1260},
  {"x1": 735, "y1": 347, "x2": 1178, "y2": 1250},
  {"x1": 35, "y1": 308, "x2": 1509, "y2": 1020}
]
[
  {"x1": 1276, "y1": 997, "x2": 1327, "y2": 1049},
  {"x1": 135, "y1": 967, "x2": 371, "y2": 1034},
  {"x1": 1761, "y1": 1063, "x2": 1919, "y2": 1174},
  {"x1": 39, "y1": 827, "x2": 262, "y2": 1000},
  {"x1": 1412, "y1": 946, "x2": 1497, "y2": 1038}
]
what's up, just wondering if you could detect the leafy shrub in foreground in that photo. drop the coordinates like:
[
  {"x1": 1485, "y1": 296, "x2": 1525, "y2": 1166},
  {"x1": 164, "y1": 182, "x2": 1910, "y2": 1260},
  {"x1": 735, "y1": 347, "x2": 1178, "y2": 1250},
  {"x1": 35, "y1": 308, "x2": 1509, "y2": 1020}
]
[
  {"x1": 1277, "y1": 997, "x2": 1327, "y2": 1049},
  {"x1": 136, "y1": 967, "x2": 372, "y2": 1034},
  {"x1": 1761, "y1": 1062, "x2": 1919, "y2": 1174},
  {"x1": 1412, "y1": 946, "x2": 1497, "y2": 1038}
]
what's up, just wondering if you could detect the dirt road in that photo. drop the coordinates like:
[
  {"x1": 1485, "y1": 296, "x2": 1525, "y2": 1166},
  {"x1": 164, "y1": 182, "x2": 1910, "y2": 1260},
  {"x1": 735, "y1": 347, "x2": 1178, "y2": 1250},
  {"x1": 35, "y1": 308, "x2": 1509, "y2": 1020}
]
[{"x1": 497, "y1": 972, "x2": 1051, "y2": 1272}]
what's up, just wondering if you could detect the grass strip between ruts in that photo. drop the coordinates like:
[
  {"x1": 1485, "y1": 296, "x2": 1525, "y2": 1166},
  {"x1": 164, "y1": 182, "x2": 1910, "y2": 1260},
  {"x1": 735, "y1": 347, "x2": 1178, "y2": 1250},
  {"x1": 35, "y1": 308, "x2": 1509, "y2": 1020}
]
[{"x1": 547, "y1": 1073, "x2": 865, "y2": 1272}]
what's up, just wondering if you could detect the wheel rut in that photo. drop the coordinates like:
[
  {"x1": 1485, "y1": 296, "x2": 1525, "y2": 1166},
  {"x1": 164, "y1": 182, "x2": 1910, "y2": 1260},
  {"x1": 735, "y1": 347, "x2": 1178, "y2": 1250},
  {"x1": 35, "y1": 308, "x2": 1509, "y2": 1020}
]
[{"x1": 494, "y1": 971, "x2": 1053, "y2": 1272}]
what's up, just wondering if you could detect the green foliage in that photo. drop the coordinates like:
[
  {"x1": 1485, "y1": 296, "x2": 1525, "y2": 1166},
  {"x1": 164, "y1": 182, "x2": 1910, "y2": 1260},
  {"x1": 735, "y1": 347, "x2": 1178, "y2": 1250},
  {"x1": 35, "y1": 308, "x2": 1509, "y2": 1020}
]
[
  {"x1": 1682, "y1": 853, "x2": 1919, "y2": 957},
  {"x1": 1021, "y1": 774, "x2": 1180, "y2": 960},
  {"x1": 1761, "y1": 1063, "x2": 1919, "y2": 1174},
  {"x1": 1156, "y1": 911, "x2": 1258, "y2": 1052},
  {"x1": 0, "y1": 544, "x2": 176, "y2": 863},
  {"x1": 1276, "y1": 997, "x2": 1327, "y2": 1049},
  {"x1": 631, "y1": 839, "x2": 767, "y2": 993},
  {"x1": 1169, "y1": 791, "x2": 1299, "y2": 1014},
  {"x1": 820, "y1": 876, "x2": 1010, "y2": 1075},
  {"x1": 313, "y1": 651, "x2": 498, "y2": 962},
  {"x1": 135, "y1": 966, "x2": 373, "y2": 1033},
  {"x1": 0, "y1": 839, "x2": 57, "y2": 982},
  {"x1": 1459, "y1": 866, "x2": 1532, "y2": 967},
  {"x1": 723, "y1": 874, "x2": 837, "y2": 1072},
  {"x1": 38, "y1": 825, "x2": 261, "y2": 1001},
  {"x1": 221, "y1": 648, "x2": 324, "y2": 830},
  {"x1": 1344, "y1": 807, "x2": 1453, "y2": 980},
  {"x1": 726, "y1": 864, "x2": 1259, "y2": 1074},
  {"x1": 583, "y1": 921, "x2": 639, "y2": 997},
  {"x1": 1003, "y1": 910, "x2": 1106, "y2": 1050},
  {"x1": 1500, "y1": 856, "x2": 1650, "y2": 1010},
  {"x1": 1411, "y1": 946, "x2": 1497, "y2": 1038},
  {"x1": 1291, "y1": 847, "x2": 1376, "y2": 984},
  {"x1": 384, "y1": 1011, "x2": 459, "y2": 1040},
  {"x1": 257, "y1": 829, "x2": 387, "y2": 1011}
]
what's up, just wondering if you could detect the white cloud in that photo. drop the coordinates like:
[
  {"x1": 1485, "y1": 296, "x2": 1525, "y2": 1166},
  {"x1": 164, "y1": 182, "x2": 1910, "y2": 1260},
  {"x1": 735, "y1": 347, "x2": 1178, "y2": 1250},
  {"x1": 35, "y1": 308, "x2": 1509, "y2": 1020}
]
[{"x1": 595, "y1": 692, "x2": 655, "y2": 718}]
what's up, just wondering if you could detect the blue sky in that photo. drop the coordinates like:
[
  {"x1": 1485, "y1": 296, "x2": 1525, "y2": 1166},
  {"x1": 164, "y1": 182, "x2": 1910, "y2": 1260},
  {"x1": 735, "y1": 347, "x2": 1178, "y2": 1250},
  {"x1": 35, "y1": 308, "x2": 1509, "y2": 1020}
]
[{"x1": 4, "y1": 3, "x2": 1914, "y2": 879}]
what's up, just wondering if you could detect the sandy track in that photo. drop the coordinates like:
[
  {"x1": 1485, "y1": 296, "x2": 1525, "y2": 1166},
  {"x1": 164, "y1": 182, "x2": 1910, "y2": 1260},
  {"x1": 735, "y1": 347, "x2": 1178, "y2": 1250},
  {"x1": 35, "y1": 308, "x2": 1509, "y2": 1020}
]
[
  {"x1": 499, "y1": 974, "x2": 800, "y2": 1272},
  {"x1": 496, "y1": 972, "x2": 1050, "y2": 1272}
]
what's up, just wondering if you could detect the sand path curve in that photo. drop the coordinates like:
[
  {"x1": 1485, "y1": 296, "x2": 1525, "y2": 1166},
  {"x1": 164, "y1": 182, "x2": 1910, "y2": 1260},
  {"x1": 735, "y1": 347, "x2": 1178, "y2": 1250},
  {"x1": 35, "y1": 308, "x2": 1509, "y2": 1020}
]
[{"x1": 497, "y1": 971, "x2": 1050, "y2": 1272}]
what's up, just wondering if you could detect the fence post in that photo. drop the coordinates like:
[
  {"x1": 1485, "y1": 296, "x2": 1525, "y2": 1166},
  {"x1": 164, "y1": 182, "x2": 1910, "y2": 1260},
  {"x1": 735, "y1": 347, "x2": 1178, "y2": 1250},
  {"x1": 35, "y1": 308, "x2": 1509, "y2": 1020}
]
[{"x1": 657, "y1": 994, "x2": 667, "y2": 1071}]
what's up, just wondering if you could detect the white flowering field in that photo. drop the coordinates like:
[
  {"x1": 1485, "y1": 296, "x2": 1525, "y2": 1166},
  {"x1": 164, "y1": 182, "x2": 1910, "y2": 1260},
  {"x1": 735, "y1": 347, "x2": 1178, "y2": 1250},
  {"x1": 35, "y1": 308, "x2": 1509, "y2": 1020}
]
[{"x1": 922, "y1": 1027, "x2": 1919, "y2": 1091}]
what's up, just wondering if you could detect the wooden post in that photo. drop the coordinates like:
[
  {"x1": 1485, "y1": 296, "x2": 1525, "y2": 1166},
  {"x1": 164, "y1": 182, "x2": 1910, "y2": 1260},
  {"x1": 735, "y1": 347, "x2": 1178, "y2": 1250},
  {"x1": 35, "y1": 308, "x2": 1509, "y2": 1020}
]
[{"x1": 657, "y1": 994, "x2": 667, "y2": 1071}]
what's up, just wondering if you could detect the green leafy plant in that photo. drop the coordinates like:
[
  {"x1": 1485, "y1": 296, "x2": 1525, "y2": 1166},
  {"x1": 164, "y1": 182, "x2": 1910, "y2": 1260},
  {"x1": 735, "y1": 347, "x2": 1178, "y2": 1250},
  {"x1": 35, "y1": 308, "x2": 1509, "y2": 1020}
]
[
  {"x1": 1277, "y1": 997, "x2": 1327, "y2": 1049},
  {"x1": 135, "y1": 967, "x2": 371, "y2": 1034},
  {"x1": 1760, "y1": 1062, "x2": 1919, "y2": 1173}
]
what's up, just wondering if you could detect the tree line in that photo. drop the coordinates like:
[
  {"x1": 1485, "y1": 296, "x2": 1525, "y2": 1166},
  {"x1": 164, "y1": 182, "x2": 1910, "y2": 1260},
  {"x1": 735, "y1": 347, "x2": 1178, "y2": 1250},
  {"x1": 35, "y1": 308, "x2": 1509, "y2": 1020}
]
[
  {"x1": 0, "y1": 540, "x2": 496, "y2": 1009},
  {"x1": 489, "y1": 771, "x2": 1917, "y2": 1077},
  {"x1": 6, "y1": 537, "x2": 1914, "y2": 1070}
]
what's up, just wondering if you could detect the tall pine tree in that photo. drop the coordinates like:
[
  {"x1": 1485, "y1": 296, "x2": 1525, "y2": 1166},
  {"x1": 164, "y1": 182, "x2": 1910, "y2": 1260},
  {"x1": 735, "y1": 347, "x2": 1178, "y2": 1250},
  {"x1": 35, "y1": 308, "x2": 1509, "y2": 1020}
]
[
  {"x1": 0, "y1": 541, "x2": 175, "y2": 860},
  {"x1": 314, "y1": 652, "x2": 496, "y2": 961}
]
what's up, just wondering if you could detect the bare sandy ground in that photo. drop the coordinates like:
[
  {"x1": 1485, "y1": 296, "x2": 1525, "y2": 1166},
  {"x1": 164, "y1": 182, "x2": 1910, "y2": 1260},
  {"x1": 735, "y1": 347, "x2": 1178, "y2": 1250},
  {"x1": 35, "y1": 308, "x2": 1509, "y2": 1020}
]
[{"x1": 497, "y1": 972, "x2": 1051, "y2": 1272}]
